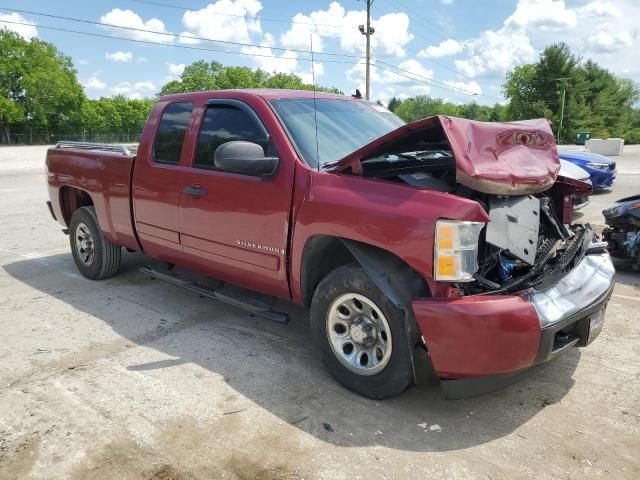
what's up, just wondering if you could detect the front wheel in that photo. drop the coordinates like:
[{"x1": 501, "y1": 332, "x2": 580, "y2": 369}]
[
  {"x1": 310, "y1": 265, "x2": 414, "y2": 399},
  {"x1": 69, "y1": 206, "x2": 121, "y2": 280}
]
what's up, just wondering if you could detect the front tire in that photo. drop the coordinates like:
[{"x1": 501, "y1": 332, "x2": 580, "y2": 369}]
[
  {"x1": 310, "y1": 265, "x2": 414, "y2": 399},
  {"x1": 69, "y1": 206, "x2": 121, "y2": 280}
]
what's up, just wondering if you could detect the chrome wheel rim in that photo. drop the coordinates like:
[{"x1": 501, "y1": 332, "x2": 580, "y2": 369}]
[
  {"x1": 326, "y1": 293, "x2": 392, "y2": 376},
  {"x1": 75, "y1": 222, "x2": 95, "y2": 265}
]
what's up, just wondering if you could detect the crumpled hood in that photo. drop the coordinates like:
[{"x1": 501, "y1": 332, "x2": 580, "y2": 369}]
[{"x1": 335, "y1": 115, "x2": 560, "y2": 195}]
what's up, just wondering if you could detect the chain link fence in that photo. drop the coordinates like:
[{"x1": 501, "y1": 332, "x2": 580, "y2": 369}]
[{"x1": 1, "y1": 132, "x2": 143, "y2": 145}]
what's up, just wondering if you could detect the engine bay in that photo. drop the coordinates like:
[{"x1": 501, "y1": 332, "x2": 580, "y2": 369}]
[{"x1": 358, "y1": 150, "x2": 594, "y2": 294}]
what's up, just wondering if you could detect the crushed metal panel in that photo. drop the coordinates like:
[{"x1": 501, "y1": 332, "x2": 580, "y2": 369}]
[
  {"x1": 334, "y1": 116, "x2": 560, "y2": 195},
  {"x1": 486, "y1": 195, "x2": 540, "y2": 265}
]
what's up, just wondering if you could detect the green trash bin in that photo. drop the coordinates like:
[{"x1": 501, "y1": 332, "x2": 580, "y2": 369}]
[{"x1": 576, "y1": 132, "x2": 591, "y2": 145}]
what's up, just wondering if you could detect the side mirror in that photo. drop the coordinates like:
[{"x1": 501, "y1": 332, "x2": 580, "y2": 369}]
[{"x1": 214, "y1": 141, "x2": 279, "y2": 176}]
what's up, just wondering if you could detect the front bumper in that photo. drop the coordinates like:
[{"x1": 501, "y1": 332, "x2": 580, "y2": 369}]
[
  {"x1": 412, "y1": 252, "x2": 615, "y2": 397},
  {"x1": 590, "y1": 169, "x2": 616, "y2": 189}
]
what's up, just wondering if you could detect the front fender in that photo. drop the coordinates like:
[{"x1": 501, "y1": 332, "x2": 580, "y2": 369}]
[{"x1": 289, "y1": 168, "x2": 489, "y2": 304}]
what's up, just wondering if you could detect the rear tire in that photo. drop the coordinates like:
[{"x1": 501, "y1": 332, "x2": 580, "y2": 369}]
[
  {"x1": 310, "y1": 265, "x2": 414, "y2": 399},
  {"x1": 69, "y1": 206, "x2": 121, "y2": 280}
]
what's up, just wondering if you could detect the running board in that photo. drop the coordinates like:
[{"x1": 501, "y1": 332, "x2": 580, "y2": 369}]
[{"x1": 139, "y1": 266, "x2": 289, "y2": 324}]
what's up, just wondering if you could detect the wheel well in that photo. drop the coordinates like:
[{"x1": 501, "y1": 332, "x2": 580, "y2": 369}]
[
  {"x1": 59, "y1": 187, "x2": 94, "y2": 226},
  {"x1": 300, "y1": 235, "x2": 429, "y2": 308},
  {"x1": 300, "y1": 236, "x2": 356, "y2": 307}
]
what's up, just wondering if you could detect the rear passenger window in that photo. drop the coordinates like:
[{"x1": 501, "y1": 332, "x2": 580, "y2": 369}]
[
  {"x1": 194, "y1": 105, "x2": 270, "y2": 169},
  {"x1": 153, "y1": 102, "x2": 193, "y2": 164}
]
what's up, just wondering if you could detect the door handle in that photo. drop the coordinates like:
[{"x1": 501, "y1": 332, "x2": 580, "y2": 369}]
[{"x1": 183, "y1": 185, "x2": 208, "y2": 198}]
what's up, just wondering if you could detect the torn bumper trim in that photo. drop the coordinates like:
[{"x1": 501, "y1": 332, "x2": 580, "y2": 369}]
[
  {"x1": 412, "y1": 252, "x2": 616, "y2": 384},
  {"x1": 526, "y1": 252, "x2": 615, "y2": 328}
]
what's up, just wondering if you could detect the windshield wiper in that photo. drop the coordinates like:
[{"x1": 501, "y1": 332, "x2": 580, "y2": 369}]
[{"x1": 320, "y1": 160, "x2": 341, "y2": 171}]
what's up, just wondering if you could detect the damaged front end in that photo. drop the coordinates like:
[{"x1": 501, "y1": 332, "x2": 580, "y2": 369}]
[
  {"x1": 332, "y1": 114, "x2": 601, "y2": 296},
  {"x1": 461, "y1": 187, "x2": 599, "y2": 296},
  {"x1": 333, "y1": 115, "x2": 616, "y2": 393}
]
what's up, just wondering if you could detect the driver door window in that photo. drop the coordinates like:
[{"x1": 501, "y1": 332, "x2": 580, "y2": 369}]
[{"x1": 194, "y1": 106, "x2": 271, "y2": 170}]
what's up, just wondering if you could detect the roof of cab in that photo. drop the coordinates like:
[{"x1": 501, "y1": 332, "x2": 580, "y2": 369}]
[{"x1": 158, "y1": 88, "x2": 357, "y2": 103}]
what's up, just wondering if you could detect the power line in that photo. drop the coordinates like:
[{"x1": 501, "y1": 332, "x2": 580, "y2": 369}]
[
  {"x1": 0, "y1": 15, "x2": 557, "y2": 107},
  {"x1": 0, "y1": 17, "x2": 361, "y2": 65},
  {"x1": 379, "y1": 0, "x2": 570, "y2": 96},
  {"x1": 130, "y1": 0, "x2": 502, "y2": 93},
  {"x1": 0, "y1": 7, "x2": 366, "y2": 60},
  {"x1": 0, "y1": 14, "x2": 496, "y2": 100},
  {"x1": 130, "y1": 0, "x2": 346, "y2": 28},
  {"x1": 376, "y1": 59, "x2": 502, "y2": 101},
  {"x1": 384, "y1": 0, "x2": 457, "y2": 45},
  {"x1": 375, "y1": 62, "x2": 560, "y2": 107},
  {"x1": 376, "y1": 0, "x2": 484, "y2": 82}
]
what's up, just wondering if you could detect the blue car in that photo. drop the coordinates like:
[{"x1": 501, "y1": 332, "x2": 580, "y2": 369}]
[{"x1": 558, "y1": 151, "x2": 617, "y2": 190}]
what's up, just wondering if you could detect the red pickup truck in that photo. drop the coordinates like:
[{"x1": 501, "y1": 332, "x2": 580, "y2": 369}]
[{"x1": 46, "y1": 89, "x2": 614, "y2": 399}]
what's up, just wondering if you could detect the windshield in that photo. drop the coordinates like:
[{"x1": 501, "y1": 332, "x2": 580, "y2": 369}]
[{"x1": 270, "y1": 98, "x2": 405, "y2": 168}]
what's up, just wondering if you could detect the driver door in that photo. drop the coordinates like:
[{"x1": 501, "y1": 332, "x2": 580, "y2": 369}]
[{"x1": 178, "y1": 99, "x2": 294, "y2": 299}]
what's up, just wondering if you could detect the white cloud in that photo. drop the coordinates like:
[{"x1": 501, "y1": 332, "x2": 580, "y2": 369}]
[
  {"x1": 346, "y1": 61, "x2": 381, "y2": 96},
  {"x1": 167, "y1": 62, "x2": 186, "y2": 77},
  {"x1": 454, "y1": 27, "x2": 536, "y2": 78},
  {"x1": 418, "y1": 39, "x2": 464, "y2": 58},
  {"x1": 77, "y1": 59, "x2": 89, "y2": 66},
  {"x1": 177, "y1": 32, "x2": 200, "y2": 45},
  {"x1": 280, "y1": 2, "x2": 413, "y2": 58},
  {"x1": 240, "y1": 33, "x2": 321, "y2": 84},
  {"x1": 0, "y1": 12, "x2": 38, "y2": 40},
  {"x1": 99, "y1": 8, "x2": 173, "y2": 43},
  {"x1": 82, "y1": 76, "x2": 106, "y2": 91},
  {"x1": 381, "y1": 59, "x2": 432, "y2": 95},
  {"x1": 110, "y1": 81, "x2": 156, "y2": 99},
  {"x1": 443, "y1": 80, "x2": 482, "y2": 96},
  {"x1": 180, "y1": 0, "x2": 262, "y2": 44},
  {"x1": 383, "y1": 59, "x2": 433, "y2": 84},
  {"x1": 579, "y1": 1, "x2": 621, "y2": 18},
  {"x1": 105, "y1": 51, "x2": 134, "y2": 62},
  {"x1": 136, "y1": 56, "x2": 149, "y2": 63},
  {"x1": 587, "y1": 31, "x2": 634, "y2": 53},
  {"x1": 505, "y1": 0, "x2": 576, "y2": 31}
]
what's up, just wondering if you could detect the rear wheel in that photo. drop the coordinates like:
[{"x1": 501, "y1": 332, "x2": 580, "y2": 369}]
[
  {"x1": 310, "y1": 265, "x2": 414, "y2": 399},
  {"x1": 69, "y1": 206, "x2": 121, "y2": 280}
]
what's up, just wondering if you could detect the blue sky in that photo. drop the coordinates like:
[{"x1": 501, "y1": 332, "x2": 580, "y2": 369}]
[{"x1": 1, "y1": 0, "x2": 638, "y2": 105}]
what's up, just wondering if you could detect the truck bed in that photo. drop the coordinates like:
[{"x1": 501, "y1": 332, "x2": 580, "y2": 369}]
[{"x1": 46, "y1": 142, "x2": 140, "y2": 251}]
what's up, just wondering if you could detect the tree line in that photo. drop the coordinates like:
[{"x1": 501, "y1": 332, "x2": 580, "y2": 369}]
[{"x1": 1, "y1": 29, "x2": 638, "y2": 145}]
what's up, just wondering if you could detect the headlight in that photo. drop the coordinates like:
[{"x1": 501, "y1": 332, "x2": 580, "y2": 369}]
[
  {"x1": 586, "y1": 162, "x2": 609, "y2": 170},
  {"x1": 434, "y1": 220, "x2": 485, "y2": 282}
]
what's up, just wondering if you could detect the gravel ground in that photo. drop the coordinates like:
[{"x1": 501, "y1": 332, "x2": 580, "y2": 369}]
[{"x1": 0, "y1": 144, "x2": 639, "y2": 480}]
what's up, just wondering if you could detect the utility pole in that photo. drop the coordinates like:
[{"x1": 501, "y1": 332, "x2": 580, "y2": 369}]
[
  {"x1": 556, "y1": 77, "x2": 570, "y2": 145},
  {"x1": 358, "y1": 0, "x2": 375, "y2": 100}
]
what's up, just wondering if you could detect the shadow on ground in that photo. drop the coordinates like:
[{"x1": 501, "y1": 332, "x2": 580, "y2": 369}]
[
  {"x1": 4, "y1": 252, "x2": 581, "y2": 453},
  {"x1": 612, "y1": 262, "x2": 640, "y2": 287}
]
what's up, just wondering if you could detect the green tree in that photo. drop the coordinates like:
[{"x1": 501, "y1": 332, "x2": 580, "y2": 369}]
[
  {"x1": 0, "y1": 29, "x2": 84, "y2": 141},
  {"x1": 502, "y1": 43, "x2": 639, "y2": 143},
  {"x1": 159, "y1": 60, "x2": 341, "y2": 95},
  {"x1": 387, "y1": 96, "x2": 401, "y2": 112},
  {"x1": 393, "y1": 96, "x2": 460, "y2": 122}
]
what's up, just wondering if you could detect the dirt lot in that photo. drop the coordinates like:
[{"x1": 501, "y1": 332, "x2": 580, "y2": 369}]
[{"x1": 0, "y1": 145, "x2": 639, "y2": 479}]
